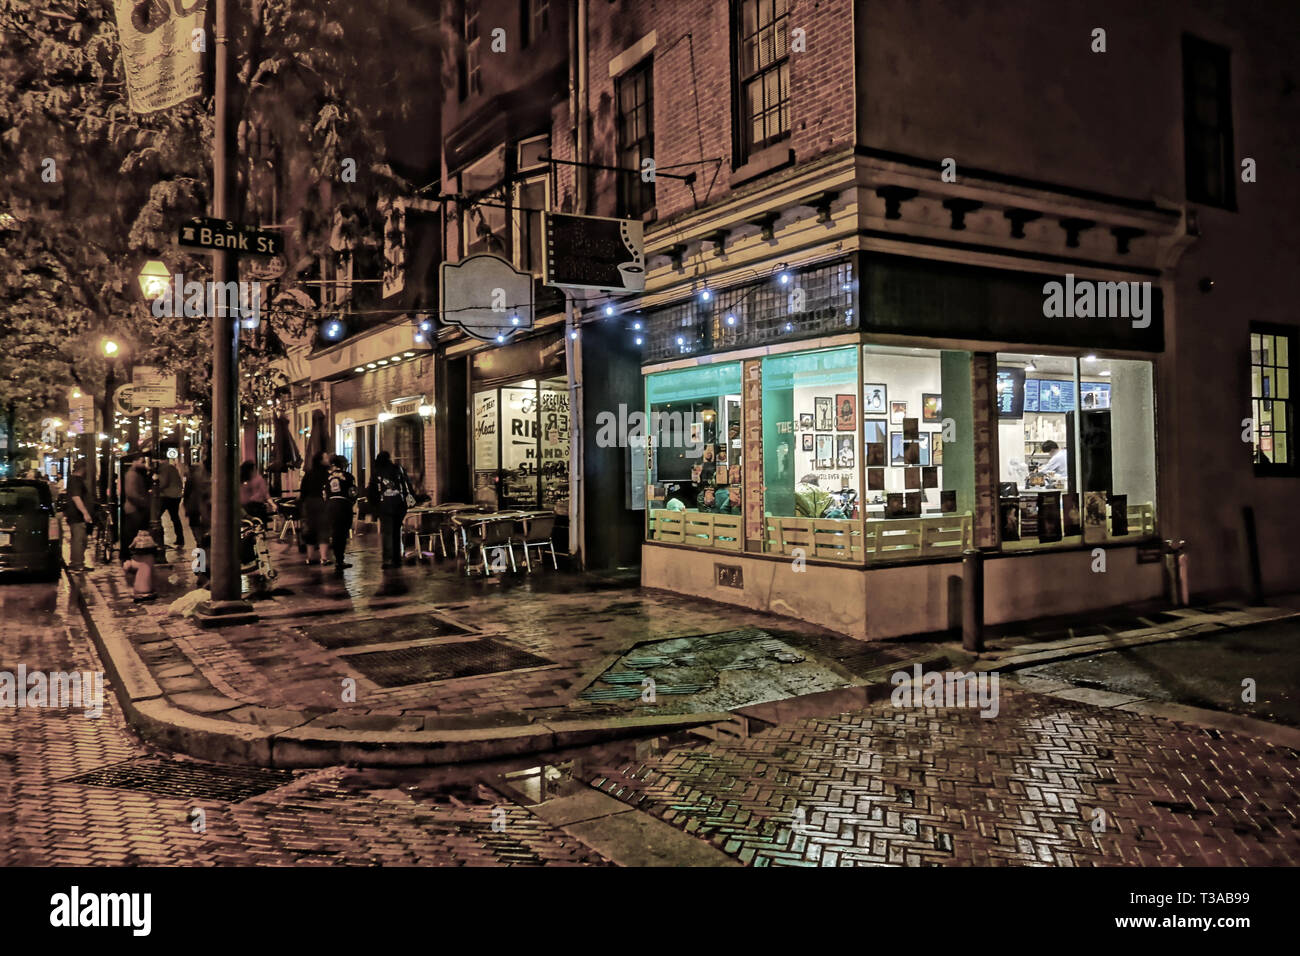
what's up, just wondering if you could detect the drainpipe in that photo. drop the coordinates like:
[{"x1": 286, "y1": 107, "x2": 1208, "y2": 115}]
[
  {"x1": 574, "y1": 0, "x2": 589, "y2": 212},
  {"x1": 566, "y1": 299, "x2": 584, "y2": 568}
]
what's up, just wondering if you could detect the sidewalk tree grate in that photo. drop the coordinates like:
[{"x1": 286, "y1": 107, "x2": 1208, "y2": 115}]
[
  {"x1": 340, "y1": 638, "x2": 552, "y2": 687},
  {"x1": 298, "y1": 610, "x2": 474, "y2": 649},
  {"x1": 62, "y1": 757, "x2": 296, "y2": 803}
]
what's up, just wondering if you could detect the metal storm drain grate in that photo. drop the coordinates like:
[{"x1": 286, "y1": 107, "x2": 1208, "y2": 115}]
[
  {"x1": 340, "y1": 638, "x2": 552, "y2": 688},
  {"x1": 299, "y1": 611, "x2": 474, "y2": 649},
  {"x1": 64, "y1": 757, "x2": 296, "y2": 803}
]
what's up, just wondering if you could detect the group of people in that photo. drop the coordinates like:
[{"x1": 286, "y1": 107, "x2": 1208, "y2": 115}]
[
  {"x1": 53, "y1": 447, "x2": 417, "y2": 579},
  {"x1": 240, "y1": 449, "x2": 417, "y2": 575}
]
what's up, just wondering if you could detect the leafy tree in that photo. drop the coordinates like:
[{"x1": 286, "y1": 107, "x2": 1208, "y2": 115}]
[{"x1": 0, "y1": 0, "x2": 439, "y2": 443}]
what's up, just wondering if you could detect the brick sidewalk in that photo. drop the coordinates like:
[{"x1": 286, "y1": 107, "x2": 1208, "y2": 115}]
[
  {"x1": 587, "y1": 685, "x2": 1300, "y2": 866},
  {"x1": 83, "y1": 536, "x2": 919, "y2": 727},
  {"x1": 0, "y1": 585, "x2": 609, "y2": 866}
]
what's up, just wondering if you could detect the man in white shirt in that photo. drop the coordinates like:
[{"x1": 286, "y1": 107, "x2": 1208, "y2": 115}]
[{"x1": 1040, "y1": 440, "x2": 1069, "y2": 479}]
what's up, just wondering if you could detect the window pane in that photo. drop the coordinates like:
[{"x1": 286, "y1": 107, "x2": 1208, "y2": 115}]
[
  {"x1": 644, "y1": 364, "x2": 744, "y2": 549},
  {"x1": 1277, "y1": 336, "x2": 1289, "y2": 367},
  {"x1": 1275, "y1": 430, "x2": 1289, "y2": 465},
  {"x1": 1278, "y1": 367, "x2": 1289, "y2": 400},
  {"x1": 762, "y1": 347, "x2": 861, "y2": 544},
  {"x1": 855, "y1": 346, "x2": 975, "y2": 561}
]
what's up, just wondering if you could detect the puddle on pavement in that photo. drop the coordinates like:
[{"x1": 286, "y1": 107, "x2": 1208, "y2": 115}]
[{"x1": 577, "y1": 627, "x2": 855, "y2": 713}]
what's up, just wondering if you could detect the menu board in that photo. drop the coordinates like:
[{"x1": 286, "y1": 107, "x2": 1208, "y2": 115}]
[
  {"x1": 473, "y1": 390, "x2": 499, "y2": 469},
  {"x1": 1080, "y1": 382, "x2": 1111, "y2": 409},
  {"x1": 996, "y1": 368, "x2": 1025, "y2": 418},
  {"x1": 1026, "y1": 378, "x2": 1075, "y2": 413}
]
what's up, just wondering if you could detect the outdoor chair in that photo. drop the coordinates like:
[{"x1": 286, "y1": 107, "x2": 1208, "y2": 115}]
[
  {"x1": 518, "y1": 514, "x2": 558, "y2": 571},
  {"x1": 460, "y1": 515, "x2": 517, "y2": 576}
]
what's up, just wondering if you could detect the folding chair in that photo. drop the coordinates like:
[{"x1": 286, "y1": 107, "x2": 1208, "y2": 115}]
[{"x1": 464, "y1": 516, "x2": 517, "y2": 575}]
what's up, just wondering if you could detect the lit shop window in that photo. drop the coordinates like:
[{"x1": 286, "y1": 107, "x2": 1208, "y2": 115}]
[
  {"x1": 762, "y1": 347, "x2": 860, "y2": 527},
  {"x1": 860, "y1": 345, "x2": 974, "y2": 532},
  {"x1": 1251, "y1": 328, "x2": 1292, "y2": 472},
  {"x1": 645, "y1": 363, "x2": 744, "y2": 550},
  {"x1": 995, "y1": 353, "x2": 1156, "y2": 549},
  {"x1": 472, "y1": 378, "x2": 570, "y2": 512}
]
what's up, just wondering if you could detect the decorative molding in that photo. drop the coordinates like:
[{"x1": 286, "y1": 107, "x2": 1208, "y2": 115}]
[
  {"x1": 875, "y1": 186, "x2": 920, "y2": 220},
  {"x1": 941, "y1": 198, "x2": 983, "y2": 230},
  {"x1": 1004, "y1": 208, "x2": 1042, "y2": 239},
  {"x1": 1110, "y1": 226, "x2": 1145, "y2": 255},
  {"x1": 1059, "y1": 217, "x2": 1096, "y2": 248}
]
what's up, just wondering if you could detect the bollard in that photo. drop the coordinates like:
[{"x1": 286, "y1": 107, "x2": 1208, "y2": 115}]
[{"x1": 962, "y1": 548, "x2": 984, "y2": 653}]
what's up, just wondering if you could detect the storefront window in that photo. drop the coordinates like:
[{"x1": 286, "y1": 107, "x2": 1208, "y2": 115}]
[
  {"x1": 996, "y1": 353, "x2": 1156, "y2": 548},
  {"x1": 762, "y1": 347, "x2": 860, "y2": 522},
  {"x1": 645, "y1": 363, "x2": 743, "y2": 549},
  {"x1": 860, "y1": 345, "x2": 975, "y2": 560},
  {"x1": 472, "y1": 377, "x2": 571, "y2": 512}
]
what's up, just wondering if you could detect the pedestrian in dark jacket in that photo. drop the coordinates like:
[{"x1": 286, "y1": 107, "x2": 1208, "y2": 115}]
[
  {"x1": 120, "y1": 455, "x2": 152, "y2": 560},
  {"x1": 299, "y1": 452, "x2": 331, "y2": 566},
  {"x1": 367, "y1": 450, "x2": 411, "y2": 569},
  {"x1": 325, "y1": 455, "x2": 357, "y2": 576}
]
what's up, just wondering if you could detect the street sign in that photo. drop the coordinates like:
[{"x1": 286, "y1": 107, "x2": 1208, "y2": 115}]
[
  {"x1": 178, "y1": 217, "x2": 283, "y2": 257},
  {"x1": 113, "y1": 385, "x2": 148, "y2": 417},
  {"x1": 543, "y1": 213, "x2": 645, "y2": 293},
  {"x1": 131, "y1": 367, "x2": 180, "y2": 408},
  {"x1": 440, "y1": 254, "x2": 535, "y2": 342}
]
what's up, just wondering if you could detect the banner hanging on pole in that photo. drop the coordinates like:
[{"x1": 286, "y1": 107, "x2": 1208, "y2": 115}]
[{"x1": 113, "y1": 0, "x2": 209, "y2": 115}]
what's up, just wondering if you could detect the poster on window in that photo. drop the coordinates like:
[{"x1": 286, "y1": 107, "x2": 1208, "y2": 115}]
[
  {"x1": 473, "y1": 391, "x2": 499, "y2": 470},
  {"x1": 539, "y1": 386, "x2": 570, "y2": 509}
]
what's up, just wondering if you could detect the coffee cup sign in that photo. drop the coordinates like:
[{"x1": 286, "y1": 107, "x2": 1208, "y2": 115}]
[{"x1": 542, "y1": 213, "x2": 645, "y2": 293}]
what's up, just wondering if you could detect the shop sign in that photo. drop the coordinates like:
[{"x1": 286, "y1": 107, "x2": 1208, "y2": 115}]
[
  {"x1": 543, "y1": 213, "x2": 645, "y2": 293},
  {"x1": 440, "y1": 254, "x2": 535, "y2": 342},
  {"x1": 130, "y1": 367, "x2": 179, "y2": 407},
  {"x1": 113, "y1": 384, "x2": 148, "y2": 417}
]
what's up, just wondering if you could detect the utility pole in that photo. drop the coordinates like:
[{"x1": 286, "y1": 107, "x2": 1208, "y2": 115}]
[{"x1": 195, "y1": 0, "x2": 255, "y2": 626}]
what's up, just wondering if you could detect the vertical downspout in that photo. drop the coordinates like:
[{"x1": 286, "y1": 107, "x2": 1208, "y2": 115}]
[{"x1": 566, "y1": 0, "x2": 589, "y2": 567}]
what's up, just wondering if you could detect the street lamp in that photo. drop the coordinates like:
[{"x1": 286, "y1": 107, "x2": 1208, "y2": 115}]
[{"x1": 137, "y1": 259, "x2": 171, "y2": 301}]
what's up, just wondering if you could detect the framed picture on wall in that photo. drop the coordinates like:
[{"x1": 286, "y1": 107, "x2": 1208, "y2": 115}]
[
  {"x1": 930, "y1": 432, "x2": 944, "y2": 466},
  {"x1": 836, "y1": 435, "x2": 855, "y2": 468},
  {"x1": 890, "y1": 432, "x2": 905, "y2": 465},
  {"x1": 802, "y1": 433, "x2": 814, "y2": 451},
  {"x1": 815, "y1": 397, "x2": 834, "y2": 430},
  {"x1": 864, "y1": 420, "x2": 887, "y2": 444},
  {"x1": 890, "y1": 401, "x2": 907, "y2": 425},
  {"x1": 815, "y1": 434, "x2": 834, "y2": 469},
  {"x1": 922, "y1": 393, "x2": 942, "y2": 422},
  {"x1": 866, "y1": 442, "x2": 884, "y2": 467},
  {"x1": 868, "y1": 467, "x2": 885, "y2": 490},
  {"x1": 836, "y1": 394, "x2": 857, "y2": 431},
  {"x1": 863, "y1": 384, "x2": 887, "y2": 416},
  {"x1": 799, "y1": 413, "x2": 814, "y2": 429}
]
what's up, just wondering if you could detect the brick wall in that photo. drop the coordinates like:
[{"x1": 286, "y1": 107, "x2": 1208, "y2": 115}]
[{"x1": 576, "y1": 0, "x2": 855, "y2": 223}]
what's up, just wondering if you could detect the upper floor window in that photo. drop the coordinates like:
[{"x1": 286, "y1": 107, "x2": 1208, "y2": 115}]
[
  {"x1": 1251, "y1": 326, "x2": 1293, "y2": 473},
  {"x1": 734, "y1": 0, "x2": 791, "y2": 164},
  {"x1": 514, "y1": 177, "x2": 548, "y2": 276},
  {"x1": 459, "y1": 0, "x2": 482, "y2": 100},
  {"x1": 522, "y1": 0, "x2": 550, "y2": 47},
  {"x1": 616, "y1": 58, "x2": 655, "y2": 220},
  {"x1": 1182, "y1": 34, "x2": 1235, "y2": 210}
]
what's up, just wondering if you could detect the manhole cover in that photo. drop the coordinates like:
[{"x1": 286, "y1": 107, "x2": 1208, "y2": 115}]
[
  {"x1": 63, "y1": 757, "x2": 295, "y2": 803},
  {"x1": 340, "y1": 638, "x2": 552, "y2": 687},
  {"x1": 298, "y1": 610, "x2": 474, "y2": 649}
]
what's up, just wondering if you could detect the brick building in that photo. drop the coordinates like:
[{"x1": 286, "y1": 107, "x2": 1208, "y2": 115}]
[{"x1": 436, "y1": 0, "x2": 1298, "y2": 637}]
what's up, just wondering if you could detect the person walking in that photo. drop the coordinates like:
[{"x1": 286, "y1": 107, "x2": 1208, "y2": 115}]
[
  {"x1": 367, "y1": 450, "x2": 411, "y2": 569},
  {"x1": 239, "y1": 460, "x2": 275, "y2": 524},
  {"x1": 299, "y1": 451, "x2": 331, "y2": 566},
  {"x1": 325, "y1": 455, "x2": 357, "y2": 576},
  {"x1": 157, "y1": 455, "x2": 186, "y2": 551},
  {"x1": 64, "y1": 459, "x2": 95, "y2": 572},
  {"x1": 120, "y1": 455, "x2": 151, "y2": 561},
  {"x1": 183, "y1": 456, "x2": 212, "y2": 538}
]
